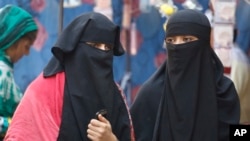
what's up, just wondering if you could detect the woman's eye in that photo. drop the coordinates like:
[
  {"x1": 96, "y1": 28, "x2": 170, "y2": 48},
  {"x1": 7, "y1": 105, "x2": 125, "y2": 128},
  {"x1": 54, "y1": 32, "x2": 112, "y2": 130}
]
[
  {"x1": 166, "y1": 38, "x2": 174, "y2": 44},
  {"x1": 89, "y1": 43, "x2": 102, "y2": 49},
  {"x1": 105, "y1": 45, "x2": 113, "y2": 50},
  {"x1": 86, "y1": 42, "x2": 113, "y2": 51},
  {"x1": 183, "y1": 38, "x2": 192, "y2": 42},
  {"x1": 183, "y1": 36, "x2": 198, "y2": 42}
]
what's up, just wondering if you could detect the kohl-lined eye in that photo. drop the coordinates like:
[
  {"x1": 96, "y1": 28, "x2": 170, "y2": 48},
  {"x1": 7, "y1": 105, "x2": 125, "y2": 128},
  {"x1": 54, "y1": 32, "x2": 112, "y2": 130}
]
[
  {"x1": 183, "y1": 36, "x2": 198, "y2": 43},
  {"x1": 86, "y1": 42, "x2": 113, "y2": 51},
  {"x1": 165, "y1": 38, "x2": 175, "y2": 44},
  {"x1": 165, "y1": 35, "x2": 198, "y2": 44}
]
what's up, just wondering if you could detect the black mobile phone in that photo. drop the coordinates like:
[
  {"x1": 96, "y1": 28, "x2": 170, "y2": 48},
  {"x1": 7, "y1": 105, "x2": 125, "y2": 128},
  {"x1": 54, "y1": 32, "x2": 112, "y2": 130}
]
[{"x1": 95, "y1": 109, "x2": 108, "y2": 119}]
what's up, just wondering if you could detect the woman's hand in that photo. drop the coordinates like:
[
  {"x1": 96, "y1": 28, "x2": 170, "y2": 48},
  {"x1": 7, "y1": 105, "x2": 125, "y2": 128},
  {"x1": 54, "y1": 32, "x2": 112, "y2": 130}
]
[{"x1": 87, "y1": 114, "x2": 118, "y2": 141}]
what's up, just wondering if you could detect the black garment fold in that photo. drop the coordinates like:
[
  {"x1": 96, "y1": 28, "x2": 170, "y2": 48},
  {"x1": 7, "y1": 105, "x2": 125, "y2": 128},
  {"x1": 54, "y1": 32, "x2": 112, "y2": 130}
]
[
  {"x1": 44, "y1": 12, "x2": 131, "y2": 141},
  {"x1": 131, "y1": 47, "x2": 240, "y2": 141}
]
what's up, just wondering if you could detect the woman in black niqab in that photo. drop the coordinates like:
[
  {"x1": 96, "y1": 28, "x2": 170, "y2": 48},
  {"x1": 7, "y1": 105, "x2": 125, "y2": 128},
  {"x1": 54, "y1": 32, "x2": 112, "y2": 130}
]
[
  {"x1": 43, "y1": 12, "x2": 133, "y2": 141},
  {"x1": 130, "y1": 9, "x2": 240, "y2": 141}
]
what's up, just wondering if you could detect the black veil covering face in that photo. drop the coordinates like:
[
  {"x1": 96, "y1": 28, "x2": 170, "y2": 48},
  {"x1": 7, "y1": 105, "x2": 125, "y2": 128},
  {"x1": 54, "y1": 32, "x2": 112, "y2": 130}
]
[
  {"x1": 130, "y1": 9, "x2": 240, "y2": 141},
  {"x1": 43, "y1": 12, "x2": 131, "y2": 141}
]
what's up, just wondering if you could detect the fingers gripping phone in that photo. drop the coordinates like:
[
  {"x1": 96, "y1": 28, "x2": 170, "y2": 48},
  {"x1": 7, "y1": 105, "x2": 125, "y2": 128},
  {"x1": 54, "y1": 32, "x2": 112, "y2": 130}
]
[{"x1": 95, "y1": 109, "x2": 107, "y2": 119}]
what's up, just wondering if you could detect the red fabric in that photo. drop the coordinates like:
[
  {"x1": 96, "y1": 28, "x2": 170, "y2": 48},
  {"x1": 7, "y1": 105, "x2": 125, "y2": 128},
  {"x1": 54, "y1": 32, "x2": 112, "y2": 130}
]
[
  {"x1": 4, "y1": 72, "x2": 65, "y2": 141},
  {"x1": 4, "y1": 72, "x2": 135, "y2": 140},
  {"x1": 224, "y1": 66, "x2": 231, "y2": 75},
  {"x1": 116, "y1": 84, "x2": 135, "y2": 141}
]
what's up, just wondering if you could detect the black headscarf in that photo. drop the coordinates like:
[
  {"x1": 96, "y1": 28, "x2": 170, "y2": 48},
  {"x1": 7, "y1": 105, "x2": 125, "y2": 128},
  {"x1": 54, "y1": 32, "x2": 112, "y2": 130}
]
[
  {"x1": 130, "y1": 9, "x2": 240, "y2": 141},
  {"x1": 43, "y1": 12, "x2": 131, "y2": 141}
]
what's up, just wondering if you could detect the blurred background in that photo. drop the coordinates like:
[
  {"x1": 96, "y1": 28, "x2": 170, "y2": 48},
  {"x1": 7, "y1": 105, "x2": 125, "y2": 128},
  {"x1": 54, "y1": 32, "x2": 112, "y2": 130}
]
[{"x1": 0, "y1": 0, "x2": 249, "y2": 106}]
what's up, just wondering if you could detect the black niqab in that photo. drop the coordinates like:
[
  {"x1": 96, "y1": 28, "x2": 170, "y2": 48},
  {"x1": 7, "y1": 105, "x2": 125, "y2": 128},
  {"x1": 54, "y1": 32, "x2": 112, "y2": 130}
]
[
  {"x1": 130, "y1": 9, "x2": 240, "y2": 141},
  {"x1": 43, "y1": 12, "x2": 131, "y2": 141}
]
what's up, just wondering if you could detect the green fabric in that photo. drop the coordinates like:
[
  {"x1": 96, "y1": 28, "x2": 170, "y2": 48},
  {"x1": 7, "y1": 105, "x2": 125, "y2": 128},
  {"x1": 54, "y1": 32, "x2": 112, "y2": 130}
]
[
  {"x1": 0, "y1": 116, "x2": 11, "y2": 136},
  {"x1": 0, "y1": 5, "x2": 33, "y2": 137},
  {"x1": 0, "y1": 54, "x2": 22, "y2": 116},
  {"x1": 0, "y1": 56, "x2": 22, "y2": 136},
  {"x1": 0, "y1": 53, "x2": 13, "y2": 68},
  {"x1": 0, "y1": 4, "x2": 38, "y2": 51}
]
